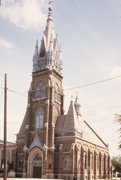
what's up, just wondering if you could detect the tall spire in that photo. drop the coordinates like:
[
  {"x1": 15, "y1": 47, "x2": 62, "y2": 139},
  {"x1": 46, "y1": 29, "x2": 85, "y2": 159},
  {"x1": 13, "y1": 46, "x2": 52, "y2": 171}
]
[{"x1": 32, "y1": 0, "x2": 63, "y2": 75}]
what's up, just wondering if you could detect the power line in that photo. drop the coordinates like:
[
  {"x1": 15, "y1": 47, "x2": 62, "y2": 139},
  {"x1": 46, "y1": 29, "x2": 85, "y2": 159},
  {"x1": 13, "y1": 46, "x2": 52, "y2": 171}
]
[
  {"x1": 0, "y1": 87, "x2": 27, "y2": 97},
  {"x1": 64, "y1": 74, "x2": 121, "y2": 91},
  {"x1": 8, "y1": 89, "x2": 27, "y2": 97},
  {"x1": 0, "y1": 74, "x2": 121, "y2": 97}
]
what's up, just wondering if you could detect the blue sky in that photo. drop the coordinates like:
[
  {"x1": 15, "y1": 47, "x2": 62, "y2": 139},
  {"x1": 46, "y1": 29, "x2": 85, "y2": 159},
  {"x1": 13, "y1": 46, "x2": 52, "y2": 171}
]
[{"x1": 0, "y1": 0, "x2": 121, "y2": 156}]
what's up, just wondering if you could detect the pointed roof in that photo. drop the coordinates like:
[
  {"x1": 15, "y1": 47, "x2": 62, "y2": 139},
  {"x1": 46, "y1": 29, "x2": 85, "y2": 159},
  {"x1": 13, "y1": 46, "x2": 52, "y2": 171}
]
[
  {"x1": 43, "y1": 9, "x2": 55, "y2": 51},
  {"x1": 57, "y1": 101, "x2": 82, "y2": 133},
  {"x1": 29, "y1": 134, "x2": 43, "y2": 151},
  {"x1": 32, "y1": 5, "x2": 63, "y2": 75},
  {"x1": 33, "y1": 40, "x2": 39, "y2": 60}
]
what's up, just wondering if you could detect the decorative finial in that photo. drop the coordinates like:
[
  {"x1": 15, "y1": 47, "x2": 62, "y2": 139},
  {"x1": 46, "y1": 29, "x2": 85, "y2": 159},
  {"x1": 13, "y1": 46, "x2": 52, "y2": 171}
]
[
  {"x1": 74, "y1": 93, "x2": 81, "y2": 117},
  {"x1": 35, "y1": 39, "x2": 38, "y2": 49},
  {"x1": 75, "y1": 92, "x2": 79, "y2": 105},
  {"x1": 71, "y1": 95, "x2": 73, "y2": 102},
  {"x1": 48, "y1": 0, "x2": 53, "y2": 11}
]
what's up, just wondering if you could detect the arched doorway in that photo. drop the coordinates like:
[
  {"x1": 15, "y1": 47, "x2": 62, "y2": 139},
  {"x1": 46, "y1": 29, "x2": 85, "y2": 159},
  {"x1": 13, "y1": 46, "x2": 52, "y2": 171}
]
[
  {"x1": 27, "y1": 147, "x2": 43, "y2": 178},
  {"x1": 33, "y1": 153, "x2": 42, "y2": 178}
]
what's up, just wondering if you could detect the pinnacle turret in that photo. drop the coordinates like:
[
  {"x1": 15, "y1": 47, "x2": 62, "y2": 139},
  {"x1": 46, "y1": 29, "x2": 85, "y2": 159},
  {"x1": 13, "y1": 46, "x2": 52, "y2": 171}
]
[
  {"x1": 74, "y1": 94, "x2": 81, "y2": 117},
  {"x1": 33, "y1": 40, "x2": 39, "y2": 72}
]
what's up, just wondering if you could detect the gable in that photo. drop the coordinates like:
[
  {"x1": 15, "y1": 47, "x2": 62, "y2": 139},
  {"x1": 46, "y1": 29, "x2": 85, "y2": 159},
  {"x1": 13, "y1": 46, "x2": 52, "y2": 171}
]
[{"x1": 81, "y1": 121, "x2": 108, "y2": 149}]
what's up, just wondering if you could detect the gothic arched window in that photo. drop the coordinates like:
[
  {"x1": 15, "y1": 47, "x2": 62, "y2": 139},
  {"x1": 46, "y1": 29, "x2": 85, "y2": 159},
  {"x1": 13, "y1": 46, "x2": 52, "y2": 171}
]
[
  {"x1": 35, "y1": 81, "x2": 46, "y2": 99},
  {"x1": 35, "y1": 108, "x2": 44, "y2": 130}
]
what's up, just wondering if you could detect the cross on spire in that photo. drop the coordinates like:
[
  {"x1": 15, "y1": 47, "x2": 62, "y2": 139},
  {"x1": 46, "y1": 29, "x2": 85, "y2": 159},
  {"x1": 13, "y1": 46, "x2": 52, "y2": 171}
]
[
  {"x1": 48, "y1": 0, "x2": 53, "y2": 11},
  {"x1": 48, "y1": 0, "x2": 53, "y2": 5}
]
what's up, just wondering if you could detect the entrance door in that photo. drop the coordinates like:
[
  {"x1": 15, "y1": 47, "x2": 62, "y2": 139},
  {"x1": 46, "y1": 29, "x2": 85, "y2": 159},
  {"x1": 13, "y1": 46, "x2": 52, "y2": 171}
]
[{"x1": 33, "y1": 166, "x2": 42, "y2": 178}]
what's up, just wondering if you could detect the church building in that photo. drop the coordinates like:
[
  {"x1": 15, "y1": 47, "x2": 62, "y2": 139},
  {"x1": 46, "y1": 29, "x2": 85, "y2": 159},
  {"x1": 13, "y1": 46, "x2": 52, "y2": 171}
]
[{"x1": 15, "y1": 4, "x2": 112, "y2": 180}]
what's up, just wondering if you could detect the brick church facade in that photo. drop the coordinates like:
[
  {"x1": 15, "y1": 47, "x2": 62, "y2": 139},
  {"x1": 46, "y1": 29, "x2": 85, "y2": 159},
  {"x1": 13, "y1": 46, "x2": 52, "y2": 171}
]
[{"x1": 15, "y1": 5, "x2": 112, "y2": 180}]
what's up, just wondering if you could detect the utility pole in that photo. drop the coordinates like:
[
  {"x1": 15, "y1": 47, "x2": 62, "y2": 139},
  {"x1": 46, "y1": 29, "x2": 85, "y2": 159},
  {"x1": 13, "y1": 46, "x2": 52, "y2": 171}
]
[{"x1": 4, "y1": 73, "x2": 7, "y2": 180}]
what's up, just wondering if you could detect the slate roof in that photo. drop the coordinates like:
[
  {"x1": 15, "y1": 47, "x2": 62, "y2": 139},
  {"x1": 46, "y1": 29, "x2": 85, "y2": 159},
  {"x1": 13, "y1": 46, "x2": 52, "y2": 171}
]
[
  {"x1": 29, "y1": 134, "x2": 43, "y2": 151},
  {"x1": 56, "y1": 101, "x2": 83, "y2": 133}
]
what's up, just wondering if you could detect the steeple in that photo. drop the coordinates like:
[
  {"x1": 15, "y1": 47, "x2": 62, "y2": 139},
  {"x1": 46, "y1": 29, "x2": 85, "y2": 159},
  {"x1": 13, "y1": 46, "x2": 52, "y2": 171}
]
[{"x1": 32, "y1": 1, "x2": 63, "y2": 76}]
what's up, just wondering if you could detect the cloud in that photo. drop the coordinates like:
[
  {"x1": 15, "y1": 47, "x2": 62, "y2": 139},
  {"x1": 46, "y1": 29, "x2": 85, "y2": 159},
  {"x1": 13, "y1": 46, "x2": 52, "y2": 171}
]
[
  {"x1": 110, "y1": 66, "x2": 121, "y2": 76},
  {"x1": 1, "y1": 0, "x2": 47, "y2": 29},
  {"x1": 0, "y1": 37, "x2": 14, "y2": 49}
]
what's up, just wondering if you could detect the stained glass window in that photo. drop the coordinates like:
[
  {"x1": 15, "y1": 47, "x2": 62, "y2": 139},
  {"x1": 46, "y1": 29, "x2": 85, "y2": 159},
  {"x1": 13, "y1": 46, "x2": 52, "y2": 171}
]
[
  {"x1": 35, "y1": 81, "x2": 46, "y2": 98},
  {"x1": 35, "y1": 108, "x2": 44, "y2": 130}
]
